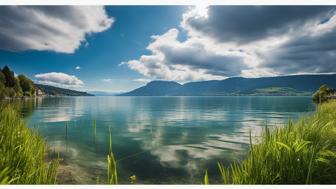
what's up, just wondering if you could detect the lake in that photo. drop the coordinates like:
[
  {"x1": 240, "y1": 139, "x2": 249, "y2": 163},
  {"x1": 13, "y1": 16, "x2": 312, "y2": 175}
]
[{"x1": 18, "y1": 96, "x2": 315, "y2": 184}]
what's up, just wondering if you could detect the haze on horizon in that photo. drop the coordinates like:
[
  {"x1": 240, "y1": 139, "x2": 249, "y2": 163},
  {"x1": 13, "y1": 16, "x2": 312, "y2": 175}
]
[{"x1": 0, "y1": 6, "x2": 336, "y2": 93}]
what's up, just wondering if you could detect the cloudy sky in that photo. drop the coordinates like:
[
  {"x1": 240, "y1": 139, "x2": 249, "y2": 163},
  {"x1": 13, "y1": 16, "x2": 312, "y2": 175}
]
[{"x1": 0, "y1": 6, "x2": 335, "y2": 92}]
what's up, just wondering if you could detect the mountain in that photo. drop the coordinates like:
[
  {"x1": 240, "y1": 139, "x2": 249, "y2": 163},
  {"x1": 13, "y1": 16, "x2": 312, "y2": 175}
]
[
  {"x1": 89, "y1": 91, "x2": 120, "y2": 96},
  {"x1": 120, "y1": 74, "x2": 336, "y2": 96},
  {"x1": 36, "y1": 84, "x2": 93, "y2": 96},
  {"x1": 122, "y1": 81, "x2": 182, "y2": 96}
]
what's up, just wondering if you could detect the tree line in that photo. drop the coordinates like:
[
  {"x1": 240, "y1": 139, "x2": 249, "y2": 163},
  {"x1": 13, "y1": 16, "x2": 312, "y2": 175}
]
[
  {"x1": 312, "y1": 84, "x2": 336, "y2": 103},
  {"x1": 0, "y1": 66, "x2": 35, "y2": 99}
]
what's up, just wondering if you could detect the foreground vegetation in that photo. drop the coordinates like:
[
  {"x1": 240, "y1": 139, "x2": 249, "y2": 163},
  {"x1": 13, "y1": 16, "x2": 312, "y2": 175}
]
[
  {"x1": 206, "y1": 100, "x2": 336, "y2": 184},
  {"x1": 0, "y1": 105, "x2": 59, "y2": 184}
]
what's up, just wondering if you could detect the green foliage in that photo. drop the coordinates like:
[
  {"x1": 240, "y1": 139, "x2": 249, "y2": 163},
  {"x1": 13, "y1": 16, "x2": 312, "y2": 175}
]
[
  {"x1": 203, "y1": 170, "x2": 209, "y2": 185},
  {"x1": 13, "y1": 77, "x2": 23, "y2": 97},
  {"x1": 0, "y1": 66, "x2": 40, "y2": 99},
  {"x1": 0, "y1": 71, "x2": 5, "y2": 85},
  {"x1": 312, "y1": 84, "x2": 335, "y2": 103},
  {"x1": 107, "y1": 127, "x2": 118, "y2": 184},
  {"x1": 18, "y1": 74, "x2": 35, "y2": 96},
  {"x1": 2, "y1": 66, "x2": 15, "y2": 87},
  {"x1": 214, "y1": 100, "x2": 336, "y2": 184},
  {"x1": 35, "y1": 84, "x2": 92, "y2": 96},
  {"x1": 0, "y1": 83, "x2": 7, "y2": 99},
  {"x1": 0, "y1": 105, "x2": 59, "y2": 184}
]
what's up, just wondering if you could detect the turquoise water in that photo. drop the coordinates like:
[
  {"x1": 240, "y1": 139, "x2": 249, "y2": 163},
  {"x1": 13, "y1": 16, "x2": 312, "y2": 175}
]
[{"x1": 19, "y1": 96, "x2": 315, "y2": 184}]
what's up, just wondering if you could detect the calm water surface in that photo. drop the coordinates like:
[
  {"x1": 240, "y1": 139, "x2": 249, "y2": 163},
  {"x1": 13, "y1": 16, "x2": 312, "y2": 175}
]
[{"x1": 18, "y1": 96, "x2": 315, "y2": 184}]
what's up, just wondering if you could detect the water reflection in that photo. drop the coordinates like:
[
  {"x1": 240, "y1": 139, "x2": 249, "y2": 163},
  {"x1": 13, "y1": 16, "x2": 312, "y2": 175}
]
[{"x1": 18, "y1": 96, "x2": 315, "y2": 184}]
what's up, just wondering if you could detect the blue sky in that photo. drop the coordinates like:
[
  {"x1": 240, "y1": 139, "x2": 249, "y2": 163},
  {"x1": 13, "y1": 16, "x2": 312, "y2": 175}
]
[
  {"x1": 0, "y1": 6, "x2": 187, "y2": 92},
  {"x1": 0, "y1": 6, "x2": 336, "y2": 93}
]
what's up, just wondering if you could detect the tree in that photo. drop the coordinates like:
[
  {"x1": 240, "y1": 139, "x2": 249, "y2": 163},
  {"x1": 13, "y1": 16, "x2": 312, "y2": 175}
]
[
  {"x1": 18, "y1": 74, "x2": 35, "y2": 96},
  {"x1": 0, "y1": 79, "x2": 6, "y2": 99},
  {"x1": 13, "y1": 77, "x2": 23, "y2": 97},
  {"x1": 312, "y1": 84, "x2": 333, "y2": 103},
  {"x1": 0, "y1": 70, "x2": 5, "y2": 85},
  {"x1": 2, "y1": 66, "x2": 15, "y2": 87}
]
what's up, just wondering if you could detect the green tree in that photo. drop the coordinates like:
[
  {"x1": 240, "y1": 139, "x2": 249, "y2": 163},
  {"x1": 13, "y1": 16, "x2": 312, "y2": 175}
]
[
  {"x1": 0, "y1": 82, "x2": 7, "y2": 99},
  {"x1": 0, "y1": 70, "x2": 6, "y2": 99},
  {"x1": 18, "y1": 74, "x2": 35, "y2": 96},
  {"x1": 0, "y1": 70, "x2": 5, "y2": 85},
  {"x1": 13, "y1": 77, "x2": 23, "y2": 97},
  {"x1": 312, "y1": 84, "x2": 333, "y2": 103},
  {"x1": 2, "y1": 66, "x2": 15, "y2": 87}
]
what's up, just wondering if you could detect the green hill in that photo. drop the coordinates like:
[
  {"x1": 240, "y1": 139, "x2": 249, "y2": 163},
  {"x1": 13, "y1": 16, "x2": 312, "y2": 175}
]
[
  {"x1": 35, "y1": 84, "x2": 93, "y2": 96},
  {"x1": 0, "y1": 65, "x2": 93, "y2": 98}
]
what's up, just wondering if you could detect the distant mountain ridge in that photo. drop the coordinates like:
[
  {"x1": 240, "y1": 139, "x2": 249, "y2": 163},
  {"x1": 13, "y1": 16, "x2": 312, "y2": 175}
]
[
  {"x1": 121, "y1": 74, "x2": 336, "y2": 96},
  {"x1": 36, "y1": 84, "x2": 93, "y2": 96}
]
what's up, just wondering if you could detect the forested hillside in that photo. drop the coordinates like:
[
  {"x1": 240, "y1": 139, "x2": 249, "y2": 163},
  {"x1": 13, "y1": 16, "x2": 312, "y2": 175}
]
[{"x1": 0, "y1": 66, "x2": 92, "y2": 98}]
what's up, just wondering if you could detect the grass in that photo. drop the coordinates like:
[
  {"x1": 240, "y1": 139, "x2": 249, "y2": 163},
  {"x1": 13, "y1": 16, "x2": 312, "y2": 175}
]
[
  {"x1": 0, "y1": 105, "x2": 59, "y2": 184},
  {"x1": 211, "y1": 100, "x2": 336, "y2": 184}
]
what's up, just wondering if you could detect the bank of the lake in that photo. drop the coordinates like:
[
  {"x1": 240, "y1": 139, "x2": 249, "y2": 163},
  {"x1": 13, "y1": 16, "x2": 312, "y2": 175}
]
[
  {"x1": 2, "y1": 97, "x2": 335, "y2": 184},
  {"x1": 209, "y1": 100, "x2": 336, "y2": 184},
  {"x1": 0, "y1": 105, "x2": 58, "y2": 184}
]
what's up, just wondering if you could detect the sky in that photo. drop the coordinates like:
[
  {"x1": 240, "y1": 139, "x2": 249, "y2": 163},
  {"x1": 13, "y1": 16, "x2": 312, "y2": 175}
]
[{"x1": 0, "y1": 6, "x2": 335, "y2": 93}]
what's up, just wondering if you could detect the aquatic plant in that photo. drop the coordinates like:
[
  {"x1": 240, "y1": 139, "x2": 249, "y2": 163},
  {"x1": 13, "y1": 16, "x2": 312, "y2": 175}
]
[
  {"x1": 107, "y1": 127, "x2": 118, "y2": 184},
  {"x1": 0, "y1": 105, "x2": 59, "y2": 184},
  {"x1": 213, "y1": 100, "x2": 336, "y2": 184},
  {"x1": 203, "y1": 170, "x2": 209, "y2": 185}
]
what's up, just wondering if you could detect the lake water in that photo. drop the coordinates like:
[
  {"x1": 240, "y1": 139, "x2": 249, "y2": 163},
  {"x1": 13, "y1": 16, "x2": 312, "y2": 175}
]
[{"x1": 19, "y1": 96, "x2": 315, "y2": 184}]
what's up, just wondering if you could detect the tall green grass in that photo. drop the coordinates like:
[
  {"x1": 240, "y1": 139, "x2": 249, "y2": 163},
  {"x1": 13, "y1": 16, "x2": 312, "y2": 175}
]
[
  {"x1": 0, "y1": 105, "x2": 59, "y2": 184},
  {"x1": 213, "y1": 100, "x2": 336, "y2": 184}
]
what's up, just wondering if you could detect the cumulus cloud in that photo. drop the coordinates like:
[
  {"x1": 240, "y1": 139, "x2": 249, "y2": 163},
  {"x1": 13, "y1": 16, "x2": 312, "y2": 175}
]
[
  {"x1": 126, "y1": 28, "x2": 246, "y2": 82},
  {"x1": 261, "y1": 29, "x2": 336, "y2": 74},
  {"x1": 35, "y1": 72, "x2": 84, "y2": 88},
  {"x1": 125, "y1": 6, "x2": 336, "y2": 81},
  {"x1": 182, "y1": 6, "x2": 333, "y2": 44},
  {"x1": 0, "y1": 6, "x2": 114, "y2": 53}
]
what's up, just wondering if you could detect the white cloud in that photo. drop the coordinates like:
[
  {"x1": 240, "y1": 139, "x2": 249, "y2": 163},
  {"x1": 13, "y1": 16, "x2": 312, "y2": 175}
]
[
  {"x1": 126, "y1": 28, "x2": 245, "y2": 82},
  {"x1": 102, "y1": 78, "x2": 112, "y2": 82},
  {"x1": 75, "y1": 66, "x2": 81, "y2": 70},
  {"x1": 125, "y1": 6, "x2": 336, "y2": 81},
  {"x1": 0, "y1": 6, "x2": 114, "y2": 53},
  {"x1": 35, "y1": 72, "x2": 84, "y2": 88},
  {"x1": 133, "y1": 78, "x2": 152, "y2": 83}
]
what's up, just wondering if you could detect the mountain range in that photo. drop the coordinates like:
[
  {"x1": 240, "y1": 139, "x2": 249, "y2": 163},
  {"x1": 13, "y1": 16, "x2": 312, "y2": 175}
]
[{"x1": 120, "y1": 74, "x2": 336, "y2": 96}]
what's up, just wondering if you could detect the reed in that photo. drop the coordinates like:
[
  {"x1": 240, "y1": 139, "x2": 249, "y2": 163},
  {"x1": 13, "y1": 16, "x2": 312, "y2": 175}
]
[
  {"x1": 213, "y1": 100, "x2": 336, "y2": 184},
  {"x1": 203, "y1": 170, "x2": 209, "y2": 185},
  {"x1": 0, "y1": 105, "x2": 59, "y2": 184},
  {"x1": 107, "y1": 127, "x2": 118, "y2": 184}
]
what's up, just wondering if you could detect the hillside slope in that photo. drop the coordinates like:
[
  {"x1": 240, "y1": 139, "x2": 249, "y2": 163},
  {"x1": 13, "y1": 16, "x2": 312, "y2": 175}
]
[
  {"x1": 121, "y1": 74, "x2": 336, "y2": 96},
  {"x1": 36, "y1": 84, "x2": 93, "y2": 96}
]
